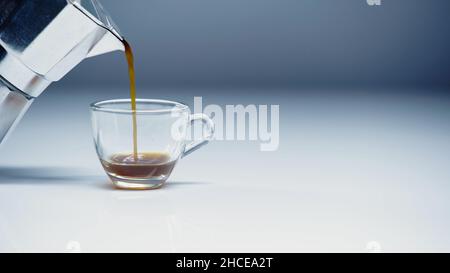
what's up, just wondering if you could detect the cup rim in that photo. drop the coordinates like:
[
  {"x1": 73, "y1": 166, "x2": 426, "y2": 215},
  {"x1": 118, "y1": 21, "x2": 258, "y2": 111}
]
[{"x1": 90, "y1": 98, "x2": 189, "y2": 114}]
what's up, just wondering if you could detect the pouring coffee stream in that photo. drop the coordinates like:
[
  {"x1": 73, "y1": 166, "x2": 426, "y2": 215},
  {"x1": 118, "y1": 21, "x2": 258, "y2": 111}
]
[{"x1": 123, "y1": 40, "x2": 139, "y2": 160}]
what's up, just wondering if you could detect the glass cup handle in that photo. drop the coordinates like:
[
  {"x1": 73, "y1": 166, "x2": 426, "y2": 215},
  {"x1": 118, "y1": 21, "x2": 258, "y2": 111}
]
[{"x1": 182, "y1": 113, "x2": 215, "y2": 158}]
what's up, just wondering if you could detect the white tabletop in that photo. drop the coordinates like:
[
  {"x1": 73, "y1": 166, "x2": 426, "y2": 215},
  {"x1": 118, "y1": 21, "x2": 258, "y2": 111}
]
[{"x1": 1, "y1": 88, "x2": 449, "y2": 252}]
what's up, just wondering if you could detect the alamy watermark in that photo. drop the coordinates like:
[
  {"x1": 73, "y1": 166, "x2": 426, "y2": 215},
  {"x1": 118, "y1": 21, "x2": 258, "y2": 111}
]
[
  {"x1": 366, "y1": 241, "x2": 382, "y2": 253},
  {"x1": 65, "y1": 240, "x2": 82, "y2": 253},
  {"x1": 171, "y1": 96, "x2": 280, "y2": 152},
  {"x1": 367, "y1": 0, "x2": 382, "y2": 6}
]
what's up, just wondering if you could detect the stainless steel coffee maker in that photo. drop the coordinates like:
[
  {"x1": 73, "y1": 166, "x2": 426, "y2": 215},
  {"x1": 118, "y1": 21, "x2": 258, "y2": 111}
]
[{"x1": 0, "y1": 0, "x2": 124, "y2": 144}]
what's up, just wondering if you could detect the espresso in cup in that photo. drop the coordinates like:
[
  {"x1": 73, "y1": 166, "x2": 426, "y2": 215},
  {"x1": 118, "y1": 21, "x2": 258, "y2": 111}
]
[
  {"x1": 101, "y1": 152, "x2": 177, "y2": 181},
  {"x1": 90, "y1": 99, "x2": 214, "y2": 189}
]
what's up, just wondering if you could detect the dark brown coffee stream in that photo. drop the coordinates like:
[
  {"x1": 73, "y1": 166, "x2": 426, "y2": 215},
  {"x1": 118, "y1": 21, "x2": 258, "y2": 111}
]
[{"x1": 123, "y1": 40, "x2": 138, "y2": 160}]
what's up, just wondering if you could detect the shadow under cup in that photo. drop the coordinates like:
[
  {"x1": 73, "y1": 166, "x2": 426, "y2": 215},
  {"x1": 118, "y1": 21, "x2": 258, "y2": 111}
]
[{"x1": 90, "y1": 99, "x2": 214, "y2": 190}]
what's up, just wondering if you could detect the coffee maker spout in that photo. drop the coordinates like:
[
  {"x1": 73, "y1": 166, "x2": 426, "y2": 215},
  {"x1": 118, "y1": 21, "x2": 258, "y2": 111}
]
[
  {"x1": 87, "y1": 29, "x2": 124, "y2": 58},
  {"x1": 73, "y1": 0, "x2": 125, "y2": 58}
]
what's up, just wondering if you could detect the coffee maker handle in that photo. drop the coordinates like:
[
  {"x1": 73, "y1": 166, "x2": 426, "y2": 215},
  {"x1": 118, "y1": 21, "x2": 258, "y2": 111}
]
[
  {"x1": 182, "y1": 114, "x2": 215, "y2": 158},
  {"x1": 0, "y1": 79, "x2": 33, "y2": 145}
]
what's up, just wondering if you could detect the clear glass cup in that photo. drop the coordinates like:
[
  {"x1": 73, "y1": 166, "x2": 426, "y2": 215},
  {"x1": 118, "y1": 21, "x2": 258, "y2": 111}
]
[{"x1": 90, "y1": 99, "x2": 214, "y2": 190}]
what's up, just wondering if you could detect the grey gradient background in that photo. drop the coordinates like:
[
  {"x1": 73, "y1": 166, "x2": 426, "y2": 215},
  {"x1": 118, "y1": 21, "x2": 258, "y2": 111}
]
[{"x1": 58, "y1": 0, "x2": 450, "y2": 90}]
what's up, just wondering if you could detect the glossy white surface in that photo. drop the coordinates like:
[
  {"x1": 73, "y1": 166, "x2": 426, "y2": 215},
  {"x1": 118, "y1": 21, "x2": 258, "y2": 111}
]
[{"x1": 1, "y1": 89, "x2": 450, "y2": 252}]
